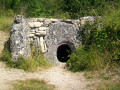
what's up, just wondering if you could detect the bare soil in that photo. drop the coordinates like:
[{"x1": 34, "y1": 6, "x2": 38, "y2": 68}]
[
  {"x1": 0, "y1": 61, "x2": 91, "y2": 90},
  {"x1": 0, "y1": 31, "x2": 91, "y2": 90}
]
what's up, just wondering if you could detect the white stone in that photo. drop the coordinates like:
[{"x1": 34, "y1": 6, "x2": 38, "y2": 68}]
[
  {"x1": 30, "y1": 38, "x2": 33, "y2": 41},
  {"x1": 35, "y1": 31, "x2": 46, "y2": 36},
  {"x1": 37, "y1": 18, "x2": 46, "y2": 22},
  {"x1": 30, "y1": 31, "x2": 35, "y2": 34},
  {"x1": 28, "y1": 22, "x2": 34, "y2": 27},
  {"x1": 34, "y1": 22, "x2": 43, "y2": 27},
  {"x1": 43, "y1": 41, "x2": 47, "y2": 53},
  {"x1": 29, "y1": 34, "x2": 35, "y2": 38},
  {"x1": 39, "y1": 37, "x2": 47, "y2": 53},
  {"x1": 50, "y1": 19, "x2": 59, "y2": 22},
  {"x1": 63, "y1": 19, "x2": 72, "y2": 23},
  {"x1": 36, "y1": 30, "x2": 46, "y2": 33},
  {"x1": 44, "y1": 19, "x2": 51, "y2": 24},
  {"x1": 32, "y1": 18, "x2": 37, "y2": 22},
  {"x1": 29, "y1": 22, "x2": 43, "y2": 28},
  {"x1": 40, "y1": 37, "x2": 44, "y2": 52},
  {"x1": 39, "y1": 27, "x2": 48, "y2": 31}
]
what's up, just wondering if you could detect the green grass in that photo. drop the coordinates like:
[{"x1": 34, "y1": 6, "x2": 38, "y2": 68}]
[
  {"x1": 0, "y1": 16, "x2": 14, "y2": 31},
  {"x1": 12, "y1": 79, "x2": 55, "y2": 90},
  {"x1": 98, "y1": 81, "x2": 120, "y2": 90}
]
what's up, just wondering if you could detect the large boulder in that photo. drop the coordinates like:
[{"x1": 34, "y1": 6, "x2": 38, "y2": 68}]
[{"x1": 10, "y1": 15, "x2": 30, "y2": 60}]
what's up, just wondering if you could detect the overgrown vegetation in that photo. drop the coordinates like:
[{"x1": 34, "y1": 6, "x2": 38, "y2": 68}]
[
  {"x1": 0, "y1": 41, "x2": 51, "y2": 72},
  {"x1": 12, "y1": 79, "x2": 55, "y2": 90},
  {"x1": 0, "y1": 0, "x2": 120, "y2": 31},
  {"x1": 0, "y1": 0, "x2": 120, "y2": 18},
  {"x1": 67, "y1": 7, "x2": 120, "y2": 72}
]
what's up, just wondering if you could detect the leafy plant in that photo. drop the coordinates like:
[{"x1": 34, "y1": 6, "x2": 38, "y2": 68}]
[{"x1": 67, "y1": 7, "x2": 120, "y2": 72}]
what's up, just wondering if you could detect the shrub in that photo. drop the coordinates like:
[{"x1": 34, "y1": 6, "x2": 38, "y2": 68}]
[
  {"x1": 0, "y1": 40, "x2": 51, "y2": 72},
  {"x1": 67, "y1": 7, "x2": 120, "y2": 72}
]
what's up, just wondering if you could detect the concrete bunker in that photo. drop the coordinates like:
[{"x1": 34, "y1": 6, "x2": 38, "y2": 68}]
[{"x1": 57, "y1": 44, "x2": 72, "y2": 62}]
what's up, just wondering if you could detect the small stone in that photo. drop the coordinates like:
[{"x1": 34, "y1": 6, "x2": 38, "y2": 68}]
[
  {"x1": 37, "y1": 18, "x2": 46, "y2": 22},
  {"x1": 34, "y1": 22, "x2": 43, "y2": 27},
  {"x1": 36, "y1": 30, "x2": 46, "y2": 33},
  {"x1": 39, "y1": 27, "x2": 48, "y2": 31},
  {"x1": 44, "y1": 19, "x2": 51, "y2": 24},
  {"x1": 62, "y1": 19, "x2": 72, "y2": 23},
  {"x1": 29, "y1": 34, "x2": 35, "y2": 38},
  {"x1": 35, "y1": 31, "x2": 46, "y2": 36},
  {"x1": 28, "y1": 22, "x2": 34, "y2": 27},
  {"x1": 29, "y1": 22, "x2": 43, "y2": 28},
  {"x1": 30, "y1": 31, "x2": 35, "y2": 34},
  {"x1": 32, "y1": 18, "x2": 37, "y2": 22},
  {"x1": 50, "y1": 19, "x2": 59, "y2": 22}
]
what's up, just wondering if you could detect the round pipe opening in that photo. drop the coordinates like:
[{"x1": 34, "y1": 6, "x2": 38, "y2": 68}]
[{"x1": 57, "y1": 44, "x2": 72, "y2": 62}]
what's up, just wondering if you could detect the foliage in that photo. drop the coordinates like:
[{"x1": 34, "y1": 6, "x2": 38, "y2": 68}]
[
  {"x1": 0, "y1": 0, "x2": 120, "y2": 18},
  {"x1": 12, "y1": 79, "x2": 55, "y2": 90},
  {"x1": 67, "y1": 7, "x2": 120, "y2": 72},
  {"x1": 67, "y1": 46, "x2": 110, "y2": 72}
]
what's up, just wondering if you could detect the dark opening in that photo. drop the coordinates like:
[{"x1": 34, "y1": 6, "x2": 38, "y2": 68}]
[{"x1": 57, "y1": 44, "x2": 72, "y2": 62}]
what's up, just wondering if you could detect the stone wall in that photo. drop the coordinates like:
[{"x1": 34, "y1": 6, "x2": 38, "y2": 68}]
[{"x1": 10, "y1": 15, "x2": 97, "y2": 65}]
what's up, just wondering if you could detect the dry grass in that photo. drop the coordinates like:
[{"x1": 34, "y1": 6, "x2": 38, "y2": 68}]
[
  {"x1": 12, "y1": 79, "x2": 55, "y2": 90},
  {"x1": 0, "y1": 16, "x2": 14, "y2": 31}
]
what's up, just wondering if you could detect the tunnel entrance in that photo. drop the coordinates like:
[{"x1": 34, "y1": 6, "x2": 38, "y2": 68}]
[{"x1": 57, "y1": 44, "x2": 72, "y2": 62}]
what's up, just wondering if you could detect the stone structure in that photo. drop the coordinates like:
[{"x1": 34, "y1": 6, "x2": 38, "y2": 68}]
[
  {"x1": 10, "y1": 15, "x2": 97, "y2": 65},
  {"x1": 10, "y1": 15, "x2": 31, "y2": 60}
]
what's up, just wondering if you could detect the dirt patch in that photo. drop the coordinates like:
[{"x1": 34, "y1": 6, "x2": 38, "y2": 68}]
[{"x1": 0, "y1": 61, "x2": 91, "y2": 90}]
